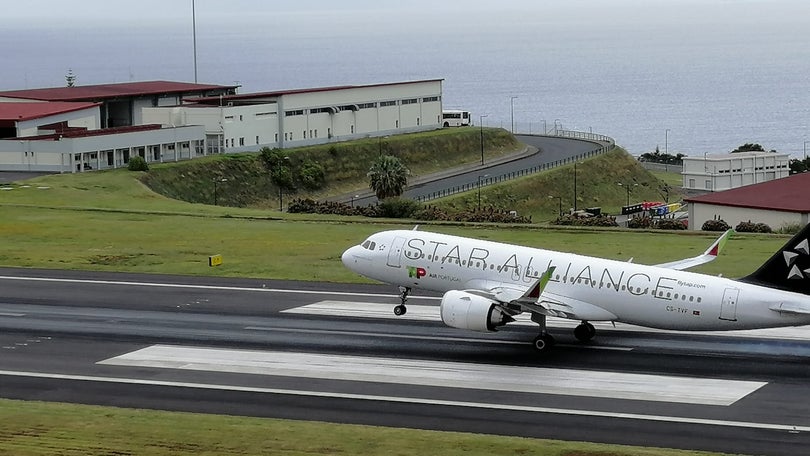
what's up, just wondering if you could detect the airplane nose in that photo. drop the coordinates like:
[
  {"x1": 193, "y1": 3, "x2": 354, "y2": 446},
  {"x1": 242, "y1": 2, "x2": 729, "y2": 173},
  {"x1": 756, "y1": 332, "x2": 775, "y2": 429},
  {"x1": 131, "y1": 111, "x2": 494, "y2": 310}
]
[{"x1": 341, "y1": 246, "x2": 356, "y2": 267}]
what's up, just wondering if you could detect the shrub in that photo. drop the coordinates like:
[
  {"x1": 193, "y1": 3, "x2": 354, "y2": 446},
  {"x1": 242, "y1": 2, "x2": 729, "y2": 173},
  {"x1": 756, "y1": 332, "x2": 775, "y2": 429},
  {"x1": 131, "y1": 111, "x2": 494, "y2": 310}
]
[
  {"x1": 701, "y1": 219, "x2": 730, "y2": 231},
  {"x1": 376, "y1": 198, "x2": 422, "y2": 218},
  {"x1": 627, "y1": 216, "x2": 653, "y2": 229},
  {"x1": 776, "y1": 222, "x2": 803, "y2": 235},
  {"x1": 297, "y1": 160, "x2": 326, "y2": 190},
  {"x1": 735, "y1": 221, "x2": 772, "y2": 233},
  {"x1": 552, "y1": 214, "x2": 617, "y2": 227},
  {"x1": 127, "y1": 155, "x2": 149, "y2": 171},
  {"x1": 655, "y1": 218, "x2": 687, "y2": 230}
]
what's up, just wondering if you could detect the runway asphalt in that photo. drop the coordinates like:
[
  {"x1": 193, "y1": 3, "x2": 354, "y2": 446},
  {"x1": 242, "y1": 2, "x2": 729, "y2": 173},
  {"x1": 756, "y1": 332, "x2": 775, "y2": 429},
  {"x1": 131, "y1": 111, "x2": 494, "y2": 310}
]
[{"x1": 1, "y1": 267, "x2": 810, "y2": 455}]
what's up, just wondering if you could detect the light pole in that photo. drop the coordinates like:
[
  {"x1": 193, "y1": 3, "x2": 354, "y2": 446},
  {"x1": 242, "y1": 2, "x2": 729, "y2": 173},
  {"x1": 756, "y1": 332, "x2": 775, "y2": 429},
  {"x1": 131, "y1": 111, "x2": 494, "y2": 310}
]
[
  {"x1": 510, "y1": 96, "x2": 518, "y2": 133},
  {"x1": 541, "y1": 119, "x2": 547, "y2": 134},
  {"x1": 213, "y1": 177, "x2": 227, "y2": 205},
  {"x1": 548, "y1": 195, "x2": 562, "y2": 217},
  {"x1": 804, "y1": 141, "x2": 808, "y2": 160},
  {"x1": 554, "y1": 119, "x2": 561, "y2": 134},
  {"x1": 477, "y1": 174, "x2": 488, "y2": 211},
  {"x1": 278, "y1": 156, "x2": 290, "y2": 211},
  {"x1": 573, "y1": 162, "x2": 579, "y2": 212},
  {"x1": 351, "y1": 194, "x2": 358, "y2": 207},
  {"x1": 665, "y1": 129, "x2": 670, "y2": 155},
  {"x1": 618, "y1": 182, "x2": 637, "y2": 206},
  {"x1": 479, "y1": 114, "x2": 488, "y2": 166}
]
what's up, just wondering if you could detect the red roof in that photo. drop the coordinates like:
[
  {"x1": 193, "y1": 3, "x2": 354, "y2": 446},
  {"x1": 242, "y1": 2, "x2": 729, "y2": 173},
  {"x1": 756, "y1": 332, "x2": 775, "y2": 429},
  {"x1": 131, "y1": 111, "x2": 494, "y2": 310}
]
[
  {"x1": 0, "y1": 102, "x2": 99, "y2": 125},
  {"x1": 685, "y1": 172, "x2": 810, "y2": 213},
  {"x1": 17, "y1": 124, "x2": 163, "y2": 140},
  {"x1": 190, "y1": 79, "x2": 444, "y2": 104},
  {"x1": 0, "y1": 81, "x2": 239, "y2": 102}
]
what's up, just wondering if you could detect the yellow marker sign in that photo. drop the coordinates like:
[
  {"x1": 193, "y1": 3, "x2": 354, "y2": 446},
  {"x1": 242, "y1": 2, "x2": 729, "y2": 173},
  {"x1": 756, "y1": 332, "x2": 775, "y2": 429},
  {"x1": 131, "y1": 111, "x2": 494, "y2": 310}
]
[{"x1": 209, "y1": 254, "x2": 223, "y2": 267}]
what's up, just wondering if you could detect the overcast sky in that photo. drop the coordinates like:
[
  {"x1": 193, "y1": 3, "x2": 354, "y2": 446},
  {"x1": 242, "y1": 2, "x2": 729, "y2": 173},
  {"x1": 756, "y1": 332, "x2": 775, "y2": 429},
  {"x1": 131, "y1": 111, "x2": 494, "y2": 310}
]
[{"x1": 5, "y1": 0, "x2": 809, "y2": 26}]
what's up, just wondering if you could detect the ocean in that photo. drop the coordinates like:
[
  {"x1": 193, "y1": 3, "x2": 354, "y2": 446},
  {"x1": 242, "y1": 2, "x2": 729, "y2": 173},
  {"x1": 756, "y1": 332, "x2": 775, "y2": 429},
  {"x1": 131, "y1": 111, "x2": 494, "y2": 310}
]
[{"x1": 2, "y1": 1, "x2": 809, "y2": 158}]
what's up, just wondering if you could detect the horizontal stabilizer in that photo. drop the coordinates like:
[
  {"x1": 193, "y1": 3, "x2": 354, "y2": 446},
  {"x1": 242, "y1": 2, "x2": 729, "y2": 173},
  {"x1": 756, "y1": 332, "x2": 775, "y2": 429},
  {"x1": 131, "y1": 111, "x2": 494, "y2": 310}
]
[
  {"x1": 769, "y1": 302, "x2": 810, "y2": 315},
  {"x1": 655, "y1": 229, "x2": 733, "y2": 271}
]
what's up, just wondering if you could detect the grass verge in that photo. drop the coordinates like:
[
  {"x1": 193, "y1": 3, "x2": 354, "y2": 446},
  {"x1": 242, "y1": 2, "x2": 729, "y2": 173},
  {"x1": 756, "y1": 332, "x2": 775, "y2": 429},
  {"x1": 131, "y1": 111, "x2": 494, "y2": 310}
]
[{"x1": 0, "y1": 399, "x2": 734, "y2": 456}]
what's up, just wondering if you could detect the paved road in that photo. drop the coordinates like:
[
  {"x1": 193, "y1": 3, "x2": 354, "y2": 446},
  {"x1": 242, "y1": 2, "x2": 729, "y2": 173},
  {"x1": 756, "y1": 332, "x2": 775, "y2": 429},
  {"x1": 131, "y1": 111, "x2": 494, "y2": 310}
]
[
  {"x1": 350, "y1": 135, "x2": 606, "y2": 207},
  {"x1": 1, "y1": 267, "x2": 809, "y2": 455}
]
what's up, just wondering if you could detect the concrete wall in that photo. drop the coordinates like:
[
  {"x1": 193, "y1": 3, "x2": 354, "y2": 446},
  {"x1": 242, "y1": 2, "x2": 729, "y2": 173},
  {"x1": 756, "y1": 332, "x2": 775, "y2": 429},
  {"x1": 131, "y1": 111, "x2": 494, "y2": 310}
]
[
  {"x1": 142, "y1": 80, "x2": 443, "y2": 153},
  {"x1": 15, "y1": 106, "x2": 100, "y2": 137},
  {"x1": 688, "y1": 202, "x2": 808, "y2": 231},
  {"x1": 0, "y1": 125, "x2": 205, "y2": 172},
  {"x1": 682, "y1": 153, "x2": 791, "y2": 191}
]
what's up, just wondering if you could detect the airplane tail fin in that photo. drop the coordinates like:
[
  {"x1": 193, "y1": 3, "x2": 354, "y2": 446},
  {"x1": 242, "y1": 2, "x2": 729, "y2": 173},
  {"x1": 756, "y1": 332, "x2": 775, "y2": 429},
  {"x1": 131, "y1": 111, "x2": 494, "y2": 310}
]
[{"x1": 740, "y1": 223, "x2": 810, "y2": 295}]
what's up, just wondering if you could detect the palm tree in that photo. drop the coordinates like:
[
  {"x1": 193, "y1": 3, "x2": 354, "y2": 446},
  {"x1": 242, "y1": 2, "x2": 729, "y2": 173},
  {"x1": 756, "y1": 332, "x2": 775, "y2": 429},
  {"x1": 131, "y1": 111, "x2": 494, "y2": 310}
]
[{"x1": 368, "y1": 155, "x2": 410, "y2": 200}]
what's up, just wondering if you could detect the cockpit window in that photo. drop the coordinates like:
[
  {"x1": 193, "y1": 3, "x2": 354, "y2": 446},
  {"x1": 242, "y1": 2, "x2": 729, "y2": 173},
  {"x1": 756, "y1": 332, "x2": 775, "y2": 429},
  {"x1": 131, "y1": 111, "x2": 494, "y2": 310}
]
[
  {"x1": 369, "y1": 241, "x2": 377, "y2": 250},
  {"x1": 362, "y1": 240, "x2": 371, "y2": 249}
]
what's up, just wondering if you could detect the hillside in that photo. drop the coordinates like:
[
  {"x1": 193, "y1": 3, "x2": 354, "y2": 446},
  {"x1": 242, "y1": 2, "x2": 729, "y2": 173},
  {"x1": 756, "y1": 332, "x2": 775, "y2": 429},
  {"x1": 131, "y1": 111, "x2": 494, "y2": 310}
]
[
  {"x1": 431, "y1": 147, "x2": 682, "y2": 221},
  {"x1": 140, "y1": 127, "x2": 520, "y2": 208}
]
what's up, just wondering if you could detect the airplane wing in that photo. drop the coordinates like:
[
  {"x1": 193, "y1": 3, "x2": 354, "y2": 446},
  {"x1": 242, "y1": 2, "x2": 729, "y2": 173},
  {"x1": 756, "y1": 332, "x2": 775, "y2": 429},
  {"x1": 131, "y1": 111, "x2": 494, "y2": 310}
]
[
  {"x1": 465, "y1": 267, "x2": 618, "y2": 321},
  {"x1": 654, "y1": 229, "x2": 733, "y2": 270}
]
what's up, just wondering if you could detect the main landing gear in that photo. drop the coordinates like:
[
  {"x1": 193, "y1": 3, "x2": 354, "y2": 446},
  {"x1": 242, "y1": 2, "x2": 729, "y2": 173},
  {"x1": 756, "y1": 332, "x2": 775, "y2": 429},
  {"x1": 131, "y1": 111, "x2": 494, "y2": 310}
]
[
  {"x1": 574, "y1": 321, "x2": 596, "y2": 342},
  {"x1": 531, "y1": 317, "x2": 597, "y2": 353},
  {"x1": 393, "y1": 286, "x2": 410, "y2": 316},
  {"x1": 531, "y1": 313, "x2": 555, "y2": 353}
]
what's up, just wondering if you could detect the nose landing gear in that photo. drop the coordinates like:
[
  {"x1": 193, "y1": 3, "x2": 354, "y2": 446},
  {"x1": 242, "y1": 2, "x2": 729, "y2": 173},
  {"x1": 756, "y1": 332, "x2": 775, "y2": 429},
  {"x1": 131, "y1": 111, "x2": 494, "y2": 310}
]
[{"x1": 393, "y1": 286, "x2": 410, "y2": 316}]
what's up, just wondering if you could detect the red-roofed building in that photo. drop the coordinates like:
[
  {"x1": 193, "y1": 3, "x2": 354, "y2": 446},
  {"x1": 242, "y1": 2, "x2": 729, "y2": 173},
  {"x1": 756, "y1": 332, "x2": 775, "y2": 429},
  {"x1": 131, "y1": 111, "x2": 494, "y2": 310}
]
[
  {"x1": 0, "y1": 102, "x2": 101, "y2": 138},
  {"x1": 0, "y1": 81, "x2": 238, "y2": 128},
  {"x1": 684, "y1": 172, "x2": 810, "y2": 230}
]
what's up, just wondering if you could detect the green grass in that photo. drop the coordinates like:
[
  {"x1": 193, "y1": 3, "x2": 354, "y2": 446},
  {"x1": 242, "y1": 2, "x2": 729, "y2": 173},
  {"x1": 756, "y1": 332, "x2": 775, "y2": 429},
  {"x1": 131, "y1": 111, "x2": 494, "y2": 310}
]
[
  {"x1": 431, "y1": 148, "x2": 684, "y2": 221},
  {"x1": 0, "y1": 399, "x2": 735, "y2": 456},
  {"x1": 648, "y1": 169, "x2": 684, "y2": 188},
  {"x1": 140, "y1": 127, "x2": 521, "y2": 207}
]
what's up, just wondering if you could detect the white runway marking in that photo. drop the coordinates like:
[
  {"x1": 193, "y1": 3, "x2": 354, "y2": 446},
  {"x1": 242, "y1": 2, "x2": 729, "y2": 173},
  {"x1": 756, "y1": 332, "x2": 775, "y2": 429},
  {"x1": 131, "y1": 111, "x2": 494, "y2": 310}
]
[
  {"x1": 285, "y1": 301, "x2": 810, "y2": 340},
  {"x1": 0, "y1": 369, "x2": 802, "y2": 432},
  {"x1": 98, "y1": 345, "x2": 764, "y2": 406},
  {"x1": 0, "y1": 275, "x2": 440, "y2": 301}
]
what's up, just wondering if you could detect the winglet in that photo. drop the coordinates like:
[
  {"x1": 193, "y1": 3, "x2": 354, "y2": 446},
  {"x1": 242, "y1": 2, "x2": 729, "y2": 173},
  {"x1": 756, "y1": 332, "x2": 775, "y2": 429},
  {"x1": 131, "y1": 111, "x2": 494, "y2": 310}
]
[
  {"x1": 524, "y1": 266, "x2": 556, "y2": 301},
  {"x1": 654, "y1": 229, "x2": 733, "y2": 271},
  {"x1": 705, "y1": 229, "x2": 733, "y2": 257}
]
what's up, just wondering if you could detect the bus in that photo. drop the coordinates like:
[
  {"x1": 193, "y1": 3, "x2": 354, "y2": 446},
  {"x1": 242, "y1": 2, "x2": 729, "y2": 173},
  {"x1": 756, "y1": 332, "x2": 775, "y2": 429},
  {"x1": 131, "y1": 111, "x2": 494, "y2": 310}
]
[{"x1": 441, "y1": 110, "x2": 471, "y2": 127}]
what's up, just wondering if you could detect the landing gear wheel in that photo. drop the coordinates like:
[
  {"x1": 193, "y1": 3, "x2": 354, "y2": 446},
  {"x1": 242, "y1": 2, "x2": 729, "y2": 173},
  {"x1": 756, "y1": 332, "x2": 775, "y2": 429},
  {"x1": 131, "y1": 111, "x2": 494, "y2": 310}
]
[
  {"x1": 393, "y1": 286, "x2": 411, "y2": 316},
  {"x1": 574, "y1": 321, "x2": 596, "y2": 342},
  {"x1": 532, "y1": 333, "x2": 556, "y2": 353}
]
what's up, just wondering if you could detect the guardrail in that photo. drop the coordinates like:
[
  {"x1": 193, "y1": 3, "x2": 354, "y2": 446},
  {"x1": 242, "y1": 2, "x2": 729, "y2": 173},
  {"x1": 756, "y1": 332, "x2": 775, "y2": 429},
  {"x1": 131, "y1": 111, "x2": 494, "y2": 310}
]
[{"x1": 414, "y1": 130, "x2": 616, "y2": 203}]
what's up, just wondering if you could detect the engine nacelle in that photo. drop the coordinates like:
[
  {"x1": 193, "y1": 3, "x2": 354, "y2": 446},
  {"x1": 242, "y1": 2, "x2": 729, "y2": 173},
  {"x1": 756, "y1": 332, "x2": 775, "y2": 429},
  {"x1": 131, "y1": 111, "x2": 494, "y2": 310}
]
[{"x1": 440, "y1": 290, "x2": 514, "y2": 332}]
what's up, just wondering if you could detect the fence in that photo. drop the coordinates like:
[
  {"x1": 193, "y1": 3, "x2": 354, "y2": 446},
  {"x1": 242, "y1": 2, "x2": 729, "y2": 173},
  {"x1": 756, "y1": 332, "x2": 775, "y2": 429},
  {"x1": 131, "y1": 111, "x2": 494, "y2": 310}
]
[{"x1": 414, "y1": 130, "x2": 616, "y2": 203}]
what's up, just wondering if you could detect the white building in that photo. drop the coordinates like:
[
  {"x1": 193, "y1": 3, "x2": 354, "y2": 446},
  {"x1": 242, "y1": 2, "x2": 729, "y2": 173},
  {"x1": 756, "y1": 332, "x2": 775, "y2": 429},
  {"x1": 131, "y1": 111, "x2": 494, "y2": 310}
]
[
  {"x1": 685, "y1": 172, "x2": 810, "y2": 230},
  {"x1": 682, "y1": 152, "x2": 790, "y2": 192},
  {"x1": 141, "y1": 79, "x2": 444, "y2": 153},
  {"x1": 0, "y1": 79, "x2": 444, "y2": 172}
]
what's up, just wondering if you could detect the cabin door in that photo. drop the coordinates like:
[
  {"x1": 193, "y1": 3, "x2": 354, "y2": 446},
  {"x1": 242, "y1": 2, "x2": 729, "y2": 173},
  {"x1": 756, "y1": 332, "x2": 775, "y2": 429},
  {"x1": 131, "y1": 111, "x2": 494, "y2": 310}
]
[
  {"x1": 387, "y1": 236, "x2": 407, "y2": 268},
  {"x1": 719, "y1": 288, "x2": 739, "y2": 321}
]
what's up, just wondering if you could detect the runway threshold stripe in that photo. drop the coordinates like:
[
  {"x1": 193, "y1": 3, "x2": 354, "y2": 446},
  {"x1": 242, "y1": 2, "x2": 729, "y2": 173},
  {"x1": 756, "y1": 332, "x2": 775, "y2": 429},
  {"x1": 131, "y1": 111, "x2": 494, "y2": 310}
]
[
  {"x1": 0, "y1": 369, "x2": 803, "y2": 433},
  {"x1": 0, "y1": 275, "x2": 440, "y2": 301},
  {"x1": 98, "y1": 345, "x2": 762, "y2": 406}
]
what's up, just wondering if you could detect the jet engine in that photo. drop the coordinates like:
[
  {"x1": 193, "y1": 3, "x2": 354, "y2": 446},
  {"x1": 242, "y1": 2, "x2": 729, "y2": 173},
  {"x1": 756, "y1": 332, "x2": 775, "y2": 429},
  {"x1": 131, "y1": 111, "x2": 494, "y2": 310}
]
[{"x1": 440, "y1": 290, "x2": 514, "y2": 332}]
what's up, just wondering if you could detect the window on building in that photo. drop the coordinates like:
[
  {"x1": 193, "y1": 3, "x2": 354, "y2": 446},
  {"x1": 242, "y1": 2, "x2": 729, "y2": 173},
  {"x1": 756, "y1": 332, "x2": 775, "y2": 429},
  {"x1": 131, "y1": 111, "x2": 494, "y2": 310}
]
[
  {"x1": 401, "y1": 98, "x2": 418, "y2": 105},
  {"x1": 396, "y1": 120, "x2": 399, "y2": 128},
  {"x1": 422, "y1": 96, "x2": 439, "y2": 103},
  {"x1": 285, "y1": 109, "x2": 304, "y2": 116},
  {"x1": 314, "y1": 130, "x2": 318, "y2": 138},
  {"x1": 239, "y1": 115, "x2": 243, "y2": 121},
  {"x1": 380, "y1": 100, "x2": 397, "y2": 107},
  {"x1": 705, "y1": 180, "x2": 712, "y2": 190},
  {"x1": 256, "y1": 136, "x2": 260, "y2": 144},
  {"x1": 239, "y1": 137, "x2": 245, "y2": 146},
  {"x1": 275, "y1": 133, "x2": 278, "y2": 142},
  {"x1": 351, "y1": 125, "x2": 354, "y2": 134}
]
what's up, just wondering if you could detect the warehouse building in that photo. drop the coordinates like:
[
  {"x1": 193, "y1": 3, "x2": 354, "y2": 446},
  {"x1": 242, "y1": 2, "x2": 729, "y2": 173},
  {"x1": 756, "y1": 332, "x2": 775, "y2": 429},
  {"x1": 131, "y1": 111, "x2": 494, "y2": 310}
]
[
  {"x1": 681, "y1": 151, "x2": 791, "y2": 192},
  {"x1": 141, "y1": 79, "x2": 444, "y2": 153},
  {"x1": 0, "y1": 79, "x2": 444, "y2": 171},
  {"x1": 685, "y1": 172, "x2": 810, "y2": 230}
]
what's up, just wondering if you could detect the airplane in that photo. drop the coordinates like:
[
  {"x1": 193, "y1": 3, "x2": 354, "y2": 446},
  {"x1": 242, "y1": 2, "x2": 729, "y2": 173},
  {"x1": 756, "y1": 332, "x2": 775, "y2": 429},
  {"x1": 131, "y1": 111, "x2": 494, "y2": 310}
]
[{"x1": 341, "y1": 224, "x2": 810, "y2": 352}]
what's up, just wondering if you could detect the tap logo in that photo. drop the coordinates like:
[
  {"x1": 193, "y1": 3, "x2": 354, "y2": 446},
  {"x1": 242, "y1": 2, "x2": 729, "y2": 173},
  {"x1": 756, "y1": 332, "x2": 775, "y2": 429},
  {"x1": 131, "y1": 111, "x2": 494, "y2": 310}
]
[
  {"x1": 784, "y1": 238, "x2": 809, "y2": 280},
  {"x1": 408, "y1": 266, "x2": 427, "y2": 279}
]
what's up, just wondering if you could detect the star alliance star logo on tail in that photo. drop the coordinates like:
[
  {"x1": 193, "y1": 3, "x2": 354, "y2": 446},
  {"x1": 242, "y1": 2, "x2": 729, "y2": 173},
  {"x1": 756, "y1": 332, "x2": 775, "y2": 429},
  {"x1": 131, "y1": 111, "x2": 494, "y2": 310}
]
[
  {"x1": 784, "y1": 238, "x2": 810, "y2": 280},
  {"x1": 407, "y1": 266, "x2": 426, "y2": 279}
]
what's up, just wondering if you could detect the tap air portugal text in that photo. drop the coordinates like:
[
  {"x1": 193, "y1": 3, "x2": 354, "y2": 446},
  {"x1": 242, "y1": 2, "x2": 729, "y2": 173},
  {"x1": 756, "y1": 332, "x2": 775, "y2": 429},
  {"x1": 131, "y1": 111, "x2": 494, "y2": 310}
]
[{"x1": 342, "y1": 224, "x2": 810, "y2": 352}]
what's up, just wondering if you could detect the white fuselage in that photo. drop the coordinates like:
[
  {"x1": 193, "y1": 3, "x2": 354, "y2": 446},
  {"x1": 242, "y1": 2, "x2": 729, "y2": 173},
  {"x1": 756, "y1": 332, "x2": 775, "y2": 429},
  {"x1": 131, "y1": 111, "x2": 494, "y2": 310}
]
[{"x1": 342, "y1": 230, "x2": 810, "y2": 331}]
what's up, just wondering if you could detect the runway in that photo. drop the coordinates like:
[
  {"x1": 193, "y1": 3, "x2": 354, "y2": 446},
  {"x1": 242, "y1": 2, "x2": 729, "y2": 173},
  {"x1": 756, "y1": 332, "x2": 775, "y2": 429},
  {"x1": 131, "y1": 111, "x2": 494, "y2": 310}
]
[{"x1": 1, "y1": 267, "x2": 809, "y2": 455}]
